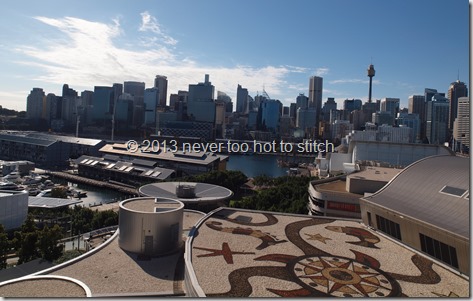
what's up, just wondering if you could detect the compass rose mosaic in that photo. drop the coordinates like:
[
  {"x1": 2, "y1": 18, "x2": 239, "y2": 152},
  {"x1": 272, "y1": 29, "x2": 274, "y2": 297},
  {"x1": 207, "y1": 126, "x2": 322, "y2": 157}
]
[{"x1": 190, "y1": 209, "x2": 468, "y2": 297}]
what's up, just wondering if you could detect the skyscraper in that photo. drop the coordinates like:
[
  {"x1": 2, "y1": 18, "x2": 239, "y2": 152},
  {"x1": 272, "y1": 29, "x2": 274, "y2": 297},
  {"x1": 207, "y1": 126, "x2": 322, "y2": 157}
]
[
  {"x1": 309, "y1": 76, "x2": 323, "y2": 110},
  {"x1": 309, "y1": 76, "x2": 323, "y2": 135},
  {"x1": 154, "y1": 75, "x2": 168, "y2": 108},
  {"x1": 426, "y1": 94, "x2": 449, "y2": 145},
  {"x1": 380, "y1": 98, "x2": 400, "y2": 117},
  {"x1": 447, "y1": 80, "x2": 468, "y2": 130},
  {"x1": 187, "y1": 74, "x2": 216, "y2": 123},
  {"x1": 408, "y1": 95, "x2": 424, "y2": 115},
  {"x1": 453, "y1": 96, "x2": 469, "y2": 151},
  {"x1": 236, "y1": 84, "x2": 248, "y2": 114},
  {"x1": 144, "y1": 87, "x2": 159, "y2": 125},
  {"x1": 93, "y1": 86, "x2": 114, "y2": 122},
  {"x1": 296, "y1": 93, "x2": 309, "y2": 110},
  {"x1": 26, "y1": 88, "x2": 45, "y2": 120}
]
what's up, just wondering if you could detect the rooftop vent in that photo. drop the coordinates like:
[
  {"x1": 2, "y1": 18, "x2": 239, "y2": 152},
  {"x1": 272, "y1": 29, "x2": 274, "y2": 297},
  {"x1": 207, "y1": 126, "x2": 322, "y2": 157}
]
[
  {"x1": 439, "y1": 185, "x2": 468, "y2": 197},
  {"x1": 176, "y1": 184, "x2": 196, "y2": 198}
]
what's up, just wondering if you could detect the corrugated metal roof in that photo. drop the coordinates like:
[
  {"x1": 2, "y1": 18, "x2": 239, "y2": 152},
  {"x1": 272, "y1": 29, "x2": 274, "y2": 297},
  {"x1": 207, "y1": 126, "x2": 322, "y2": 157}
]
[
  {"x1": 0, "y1": 134, "x2": 56, "y2": 147},
  {"x1": 362, "y1": 155, "x2": 469, "y2": 239},
  {"x1": 26, "y1": 133, "x2": 104, "y2": 146}
]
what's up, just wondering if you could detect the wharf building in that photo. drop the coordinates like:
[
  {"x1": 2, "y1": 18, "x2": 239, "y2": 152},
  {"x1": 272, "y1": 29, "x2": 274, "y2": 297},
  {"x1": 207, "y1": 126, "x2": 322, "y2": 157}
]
[
  {"x1": 0, "y1": 132, "x2": 105, "y2": 169},
  {"x1": 99, "y1": 143, "x2": 228, "y2": 177},
  {"x1": 75, "y1": 154, "x2": 175, "y2": 186},
  {"x1": 360, "y1": 155, "x2": 469, "y2": 275}
]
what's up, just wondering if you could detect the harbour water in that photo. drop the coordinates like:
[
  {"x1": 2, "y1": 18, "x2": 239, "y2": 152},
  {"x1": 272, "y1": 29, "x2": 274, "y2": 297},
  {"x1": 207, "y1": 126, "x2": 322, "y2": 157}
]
[
  {"x1": 226, "y1": 154, "x2": 315, "y2": 178},
  {"x1": 50, "y1": 176, "x2": 133, "y2": 207},
  {"x1": 42, "y1": 154, "x2": 313, "y2": 205}
]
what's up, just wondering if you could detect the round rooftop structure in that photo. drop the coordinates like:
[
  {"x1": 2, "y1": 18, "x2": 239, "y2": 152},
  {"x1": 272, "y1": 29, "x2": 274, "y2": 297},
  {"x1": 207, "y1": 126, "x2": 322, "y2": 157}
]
[
  {"x1": 139, "y1": 182, "x2": 234, "y2": 206},
  {"x1": 118, "y1": 197, "x2": 184, "y2": 256}
]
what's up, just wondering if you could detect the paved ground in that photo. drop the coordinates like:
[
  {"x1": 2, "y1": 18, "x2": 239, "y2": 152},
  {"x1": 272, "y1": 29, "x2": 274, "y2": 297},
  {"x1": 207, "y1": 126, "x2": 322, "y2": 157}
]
[{"x1": 190, "y1": 208, "x2": 469, "y2": 297}]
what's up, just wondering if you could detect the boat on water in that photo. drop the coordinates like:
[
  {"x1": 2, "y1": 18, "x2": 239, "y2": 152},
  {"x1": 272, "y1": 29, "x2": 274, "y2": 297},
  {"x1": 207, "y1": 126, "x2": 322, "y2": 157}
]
[
  {"x1": 37, "y1": 189, "x2": 52, "y2": 197},
  {"x1": 0, "y1": 181, "x2": 24, "y2": 191},
  {"x1": 2, "y1": 171, "x2": 22, "y2": 183},
  {"x1": 27, "y1": 187, "x2": 41, "y2": 196},
  {"x1": 39, "y1": 179, "x2": 56, "y2": 190},
  {"x1": 71, "y1": 189, "x2": 87, "y2": 198},
  {"x1": 22, "y1": 174, "x2": 43, "y2": 185}
]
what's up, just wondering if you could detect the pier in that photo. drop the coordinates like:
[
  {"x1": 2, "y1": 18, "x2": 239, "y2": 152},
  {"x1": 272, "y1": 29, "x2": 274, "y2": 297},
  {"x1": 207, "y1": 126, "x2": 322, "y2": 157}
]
[{"x1": 45, "y1": 171, "x2": 138, "y2": 196}]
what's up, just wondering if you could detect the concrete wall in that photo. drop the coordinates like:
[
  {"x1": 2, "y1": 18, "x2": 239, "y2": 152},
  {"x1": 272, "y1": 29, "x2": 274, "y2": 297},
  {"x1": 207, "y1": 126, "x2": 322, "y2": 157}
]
[
  {"x1": 0, "y1": 190, "x2": 28, "y2": 230},
  {"x1": 118, "y1": 197, "x2": 184, "y2": 256}
]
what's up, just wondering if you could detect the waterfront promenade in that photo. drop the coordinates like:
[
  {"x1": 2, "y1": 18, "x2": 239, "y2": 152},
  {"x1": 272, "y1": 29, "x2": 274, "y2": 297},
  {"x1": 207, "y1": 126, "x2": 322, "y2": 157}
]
[{"x1": 43, "y1": 170, "x2": 138, "y2": 196}]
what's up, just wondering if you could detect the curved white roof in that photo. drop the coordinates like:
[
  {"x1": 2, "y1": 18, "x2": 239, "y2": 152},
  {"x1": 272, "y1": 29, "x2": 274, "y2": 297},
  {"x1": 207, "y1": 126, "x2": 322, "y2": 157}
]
[{"x1": 362, "y1": 155, "x2": 469, "y2": 239}]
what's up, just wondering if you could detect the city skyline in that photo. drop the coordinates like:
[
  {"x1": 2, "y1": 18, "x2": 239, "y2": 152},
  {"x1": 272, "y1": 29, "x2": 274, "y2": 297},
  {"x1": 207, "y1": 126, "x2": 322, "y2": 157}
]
[{"x1": 0, "y1": 0, "x2": 469, "y2": 111}]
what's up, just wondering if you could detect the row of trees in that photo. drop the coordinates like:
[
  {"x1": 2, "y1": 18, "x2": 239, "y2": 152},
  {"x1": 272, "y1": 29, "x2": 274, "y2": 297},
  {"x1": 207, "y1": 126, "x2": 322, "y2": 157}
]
[
  {"x1": 0, "y1": 216, "x2": 63, "y2": 268},
  {"x1": 230, "y1": 175, "x2": 315, "y2": 214},
  {"x1": 0, "y1": 206, "x2": 119, "y2": 269}
]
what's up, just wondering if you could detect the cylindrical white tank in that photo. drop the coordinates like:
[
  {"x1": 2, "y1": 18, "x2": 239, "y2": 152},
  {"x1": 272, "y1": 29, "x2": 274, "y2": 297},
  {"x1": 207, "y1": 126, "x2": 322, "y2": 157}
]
[{"x1": 118, "y1": 197, "x2": 184, "y2": 256}]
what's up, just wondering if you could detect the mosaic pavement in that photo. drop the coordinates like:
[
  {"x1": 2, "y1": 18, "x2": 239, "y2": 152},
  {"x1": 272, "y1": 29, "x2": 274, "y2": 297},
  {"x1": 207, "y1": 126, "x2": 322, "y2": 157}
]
[{"x1": 190, "y1": 208, "x2": 469, "y2": 297}]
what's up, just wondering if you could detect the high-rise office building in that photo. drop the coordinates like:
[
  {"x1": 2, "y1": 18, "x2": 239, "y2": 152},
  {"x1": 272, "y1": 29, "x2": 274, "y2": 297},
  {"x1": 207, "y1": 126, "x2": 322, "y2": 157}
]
[
  {"x1": 448, "y1": 80, "x2": 468, "y2": 130},
  {"x1": 124, "y1": 81, "x2": 145, "y2": 97},
  {"x1": 408, "y1": 95, "x2": 424, "y2": 115},
  {"x1": 322, "y1": 98, "x2": 337, "y2": 122},
  {"x1": 154, "y1": 75, "x2": 168, "y2": 107},
  {"x1": 396, "y1": 112, "x2": 421, "y2": 143},
  {"x1": 309, "y1": 76, "x2": 323, "y2": 116},
  {"x1": 260, "y1": 99, "x2": 282, "y2": 133},
  {"x1": 93, "y1": 86, "x2": 114, "y2": 122},
  {"x1": 380, "y1": 98, "x2": 400, "y2": 118},
  {"x1": 144, "y1": 87, "x2": 159, "y2": 125},
  {"x1": 112, "y1": 83, "x2": 123, "y2": 114},
  {"x1": 26, "y1": 88, "x2": 45, "y2": 120},
  {"x1": 296, "y1": 93, "x2": 309, "y2": 110},
  {"x1": 453, "y1": 96, "x2": 469, "y2": 151},
  {"x1": 236, "y1": 84, "x2": 248, "y2": 114},
  {"x1": 309, "y1": 76, "x2": 323, "y2": 137},
  {"x1": 187, "y1": 74, "x2": 216, "y2": 123},
  {"x1": 217, "y1": 91, "x2": 233, "y2": 113},
  {"x1": 343, "y1": 99, "x2": 362, "y2": 112},
  {"x1": 426, "y1": 94, "x2": 449, "y2": 145},
  {"x1": 61, "y1": 84, "x2": 78, "y2": 125},
  {"x1": 81, "y1": 90, "x2": 94, "y2": 106}
]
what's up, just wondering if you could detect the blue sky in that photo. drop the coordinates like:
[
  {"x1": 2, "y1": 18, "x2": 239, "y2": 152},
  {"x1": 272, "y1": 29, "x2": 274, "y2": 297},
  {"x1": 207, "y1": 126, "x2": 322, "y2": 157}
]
[{"x1": 0, "y1": 0, "x2": 469, "y2": 111}]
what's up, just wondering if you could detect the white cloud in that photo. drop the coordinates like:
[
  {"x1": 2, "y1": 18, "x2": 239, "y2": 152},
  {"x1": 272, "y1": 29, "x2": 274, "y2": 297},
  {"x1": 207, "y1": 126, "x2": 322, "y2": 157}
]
[
  {"x1": 0, "y1": 91, "x2": 27, "y2": 111},
  {"x1": 329, "y1": 79, "x2": 380, "y2": 85},
  {"x1": 139, "y1": 11, "x2": 178, "y2": 46},
  {"x1": 14, "y1": 14, "x2": 305, "y2": 105},
  {"x1": 315, "y1": 67, "x2": 329, "y2": 76}
]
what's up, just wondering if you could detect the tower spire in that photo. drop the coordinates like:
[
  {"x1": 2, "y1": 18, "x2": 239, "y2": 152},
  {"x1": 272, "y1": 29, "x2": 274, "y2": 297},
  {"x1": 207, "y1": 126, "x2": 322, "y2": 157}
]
[{"x1": 367, "y1": 63, "x2": 376, "y2": 103}]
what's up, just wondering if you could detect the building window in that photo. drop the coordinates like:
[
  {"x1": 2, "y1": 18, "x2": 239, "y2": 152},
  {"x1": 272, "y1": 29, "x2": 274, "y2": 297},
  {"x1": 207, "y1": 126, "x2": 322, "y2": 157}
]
[
  {"x1": 419, "y1": 233, "x2": 458, "y2": 269},
  {"x1": 375, "y1": 215, "x2": 401, "y2": 240},
  {"x1": 367, "y1": 212, "x2": 372, "y2": 227}
]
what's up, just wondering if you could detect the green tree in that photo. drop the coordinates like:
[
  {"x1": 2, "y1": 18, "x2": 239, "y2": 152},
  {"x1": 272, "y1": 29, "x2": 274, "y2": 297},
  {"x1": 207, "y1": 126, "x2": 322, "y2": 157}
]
[
  {"x1": 51, "y1": 187, "x2": 68, "y2": 199},
  {"x1": 15, "y1": 215, "x2": 41, "y2": 264},
  {"x1": 0, "y1": 224, "x2": 9, "y2": 269},
  {"x1": 38, "y1": 224, "x2": 64, "y2": 261}
]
